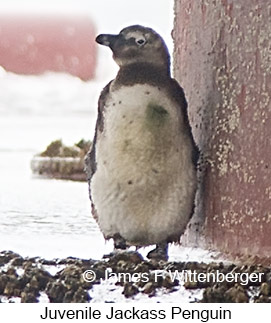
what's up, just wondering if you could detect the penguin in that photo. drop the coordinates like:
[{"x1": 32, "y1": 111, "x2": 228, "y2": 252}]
[{"x1": 85, "y1": 25, "x2": 198, "y2": 260}]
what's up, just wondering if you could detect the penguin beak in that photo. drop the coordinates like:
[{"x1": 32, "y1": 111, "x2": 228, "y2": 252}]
[{"x1": 96, "y1": 34, "x2": 119, "y2": 49}]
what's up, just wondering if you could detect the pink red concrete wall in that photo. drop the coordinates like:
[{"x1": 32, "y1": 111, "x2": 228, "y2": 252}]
[
  {"x1": 173, "y1": 0, "x2": 271, "y2": 262},
  {"x1": 0, "y1": 15, "x2": 96, "y2": 80}
]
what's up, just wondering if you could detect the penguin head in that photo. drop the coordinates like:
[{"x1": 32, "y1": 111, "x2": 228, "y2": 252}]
[{"x1": 96, "y1": 25, "x2": 170, "y2": 71}]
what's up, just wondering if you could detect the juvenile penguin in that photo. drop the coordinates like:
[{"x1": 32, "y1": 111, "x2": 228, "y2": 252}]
[{"x1": 86, "y1": 25, "x2": 198, "y2": 260}]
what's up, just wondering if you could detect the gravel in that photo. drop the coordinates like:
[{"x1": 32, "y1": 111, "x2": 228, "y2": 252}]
[{"x1": 0, "y1": 250, "x2": 270, "y2": 303}]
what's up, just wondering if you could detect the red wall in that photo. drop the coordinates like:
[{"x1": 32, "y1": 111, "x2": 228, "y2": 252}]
[
  {"x1": 174, "y1": 0, "x2": 271, "y2": 263},
  {"x1": 0, "y1": 15, "x2": 97, "y2": 80}
]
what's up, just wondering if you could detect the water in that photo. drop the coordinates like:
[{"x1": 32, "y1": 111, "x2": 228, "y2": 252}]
[
  {"x1": 0, "y1": 71, "x2": 115, "y2": 259},
  {"x1": 0, "y1": 128, "x2": 114, "y2": 260}
]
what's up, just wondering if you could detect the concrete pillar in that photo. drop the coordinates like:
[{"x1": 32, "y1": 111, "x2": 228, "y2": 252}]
[{"x1": 173, "y1": 0, "x2": 271, "y2": 262}]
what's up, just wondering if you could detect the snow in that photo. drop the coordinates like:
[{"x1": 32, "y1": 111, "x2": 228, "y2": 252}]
[{"x1": 89, "y1": 279, "x2": 204, "y2": 303}]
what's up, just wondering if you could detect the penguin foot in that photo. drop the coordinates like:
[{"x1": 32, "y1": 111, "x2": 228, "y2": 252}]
[
  {"x1": 147, "y1": 242, "x2": 168, "y2": 261},
  {"x1": 113, "y1": 233, "x2": 128, "y2": 250},
  {"x1": 102, "y1": 234, "x2": 128, "y2": 259}
]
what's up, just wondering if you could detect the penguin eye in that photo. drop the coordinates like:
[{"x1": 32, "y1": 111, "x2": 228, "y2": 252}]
[{"x1": 136, "y1": 38, "x2": 146, "y2": 46}]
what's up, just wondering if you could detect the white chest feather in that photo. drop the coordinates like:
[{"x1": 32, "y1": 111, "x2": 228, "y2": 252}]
[{"x1": 91, "y1": 84, "x2": 197, "y2": 245}]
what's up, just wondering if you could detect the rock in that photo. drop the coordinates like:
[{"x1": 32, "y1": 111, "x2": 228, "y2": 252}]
[
  {"x1": 224, "y1": 285, "x2": 249, "y2": 303},
  {"x1": 29, "y1": 276, "x2": 39, "y2": 291},
  {"x1": 1, "y1": 249, "x2": 271, "y2": 303},
  {"x1": 40, "y1": 140, "x2": 63, "y2": 157},
  {"x1": 184, "y1": 261, "x2": 202, "y2": 271},
  {"x1": 31, "y1": 139, "x2": 92, "y2": 181},
  {"x1": 201, "y1": 285, "x2": 228, "y2": 303},
  {"x1": 57, "y1": 257, "x2": 82, "y2": 265},
  {"x1": 265, "y1": 272, "x2": 271, "y2": 283},
  {"x1": 107, "y1": 251, "x2": 144, "y2": 266},
  {"x1": 255, "y1": 295, "x2": 271, "y2": 303},
  {"x1": 146, "y1": 272, "x2": 162, "y2": 288},
  {"x1": 0, "y1": 274, "x2": 9, "y2": 294},
  {"x1": 46, "y1": 281, "x2": 68, "y2": 303},
  {"x1": 142, "y1": 282, "x2": 156, "y2": 295},
  {"x1": 22, "y1": 260, "x2": 36, "y2": 270},
  {"x1": 40, "y1": 259, "x2": 57, "y2": 266},
  {"x1": 21, "y1": 291, "x2": 38, "y2": 303},
  {"x1": 122, "y1": 283, "x2": 139, "y2": 298},
  {"x1": 62, "y1": 290, "x2": 74, "y2": 303},
  {"x1": 184, "y1": 280, "x2": 200, "y2": 289},
  {"x1": 133, "y1": 262, "x2": 152, "y2": 274},
  {"x1": 4, "y1": 280, "x2": 20, "y2": 298},
  {"x1": 72, "y1": 287, "x2": 91, "y2": 303},
  {"x1": 260, "y1": 282, "x2": 271, "y2": 296},
  {"x1": 58, "y1": 264, "x2": 93, "y2": 290},
  {"x1": 9, "y1": 256, "x2": 25, "y2": 267},
  {"x1": 6, "y1": 267, "x2": 17, "y2": 277},
  {"x1": 23, "y1": 282, "x2": 39, "y2": 298},
  {"x1": 165, "y1": 262, "x2": 186, "y2": 272},
  {"x1": 161, "y1": 274, "x2": 179, "y2": 289},
  {"x1": 21, "y1": 267, "x2": 52, "y2": 291},
  {"x1": 0, "y1": 251, "x2": 21, "y2": 266},
  {"x1": 63, "y1": 287, "x2": 91, "y2": 303},
  {"x1": 2, "y1": 268, "x2": 20, "y2": 297}
]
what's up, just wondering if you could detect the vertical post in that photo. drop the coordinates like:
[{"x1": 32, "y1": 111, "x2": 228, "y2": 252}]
[{"x1": 174, "y1": 0, "x2": 271, "y2": 261}]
